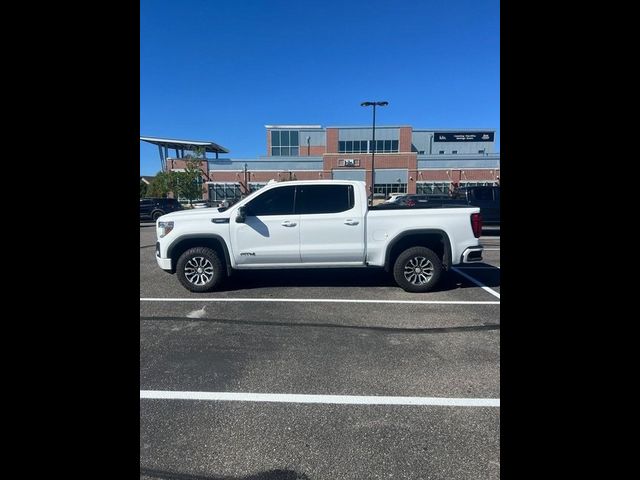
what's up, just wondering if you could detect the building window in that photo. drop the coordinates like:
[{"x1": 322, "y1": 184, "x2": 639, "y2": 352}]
[
  {"x1": 439, "y1": 150, "x2": 445, "y2": 155},
  {"x1": 416, "y1": 182, "x2": 452, "y2": 195},
  {"x1": 208, "y1": 183, "x2": 242, "y2": 202},
  {"x1": 373, "y1": 183, "x2": 407, "y2": 197},
  {"x1": 478, "y1": 149, "x2": 485, "y2": 154},
  {"x1": 452, "y1": 150, "x2": 458, "y2": 154},
  {"x1": 338, "y1": 139, "x2": 398, "y2": 153},
  {"x1": 459, "y1": 181, "x2": 498, "y2": 188},
  {"x1": 249, "y1": 182, "x2": 267, "y2": 192},
  {"x1": 271, "y1": 130, "x2": 299, "y2": 156}
]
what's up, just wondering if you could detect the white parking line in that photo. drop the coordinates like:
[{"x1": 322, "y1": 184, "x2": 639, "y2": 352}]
[
  {"x1": 140, "y1": 297, "x2": 499, "y2": 305},
  {"x1": 451, "y1": 268, "x2": 501, "y2": 299},
  {"x1": 140, "y1": 390, "x2": 500, "y2": 407},
  {"x1": 456, "y1": 266, "x2": 500, "y2": 270},
  {"x1": 483, "y1": 248, "x2": 500, "y2": 251}
]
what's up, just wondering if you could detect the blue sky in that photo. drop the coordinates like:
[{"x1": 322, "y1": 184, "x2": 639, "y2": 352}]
[{"x1": 140, "y1": 0, "x2": 499, "y2": 176}]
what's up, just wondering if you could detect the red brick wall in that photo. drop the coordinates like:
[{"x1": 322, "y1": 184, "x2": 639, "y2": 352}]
[
  {"x1": 298, "y1": 145, "x2": 326, "y2": 156},
  {"x1": 323, "y1": 153, "x2": 418, "y2": 171},
  {"x1": 399, "y1": 127, "x2": 413, "y2": 152},
  {"x1": 205, "y1": 167, "x2": 499, "y2": 200},
  {"x1": 325, "y1": 128, "x2": 339, "y2": 153},
  {"x1": 266, "y1": 130, "x2": 271, "y2": 156},
  {"x1": 208, "y1": 170, "x2": 324, "y2": 183}
]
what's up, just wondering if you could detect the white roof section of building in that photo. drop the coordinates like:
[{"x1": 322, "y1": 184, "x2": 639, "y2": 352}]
[
  {"x1": 412, "y1": 128, "x2": 495, "y2": 132},
  {"x1": 140, "y1": 136, "x2": 230, "y2": 154},
  {"x1": 264, "y1": 125, "x2": 322, "y2": 129}
]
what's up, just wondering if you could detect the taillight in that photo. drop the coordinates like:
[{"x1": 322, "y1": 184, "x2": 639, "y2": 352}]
[{"x1": 471, "y1": 212, "x2": 482, "y2": 238}]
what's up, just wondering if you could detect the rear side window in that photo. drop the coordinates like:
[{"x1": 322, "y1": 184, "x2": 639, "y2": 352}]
[
  {"x1": 246, "y1": 185, "x2": 295, "y2": 216},
  {"x1": 296, "y1": 185, "x2": 354, "y2": 214}
]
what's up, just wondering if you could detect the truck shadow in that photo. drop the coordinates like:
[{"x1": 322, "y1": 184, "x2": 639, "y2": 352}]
[
  {"x1": 220, "y1": 263, "x2": 500, "y2": 292},
  {"x1": 140, "y1": 468, "x2": 309, "y2": 480},
  {"x1": 481, "y1": 226, "x2": 500, "y2": 237}
]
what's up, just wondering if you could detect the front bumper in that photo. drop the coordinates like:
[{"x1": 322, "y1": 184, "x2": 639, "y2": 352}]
[
  {"x1": 461, "y1": 246, "x2": 483, "y2": 263},
  {"x1": 156, "y1": 255, "x2": 173, "y2": 271},
  {"x1": 155, "y1": 243, "x2": 172, "y2": 271}
]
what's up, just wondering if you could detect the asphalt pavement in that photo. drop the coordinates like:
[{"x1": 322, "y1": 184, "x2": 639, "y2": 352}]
[{"x1": 140, "y1": 222, "x2": 500, "y2": 479}]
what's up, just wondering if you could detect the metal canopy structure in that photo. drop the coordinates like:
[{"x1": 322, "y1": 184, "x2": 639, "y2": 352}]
[{"x1": 140, "y1": 136, "x2": 230, "y2": 172}]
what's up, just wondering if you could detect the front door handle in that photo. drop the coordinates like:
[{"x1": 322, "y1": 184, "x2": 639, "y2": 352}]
[
  {"x1": 344, "y1": 219, "x2": 360, "y2": 225},
  {"x1": 281, "y1": 220, "x2": 297, "y2": 227}
]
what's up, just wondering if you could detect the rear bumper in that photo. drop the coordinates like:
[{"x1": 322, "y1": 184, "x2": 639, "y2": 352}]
[{"x1": 461, "y1": 246, "x2": 483, "y2": 263}]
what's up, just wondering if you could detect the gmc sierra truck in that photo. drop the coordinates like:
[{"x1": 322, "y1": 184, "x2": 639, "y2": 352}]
[{"x1": 154, "y1": 180, "x2": 483, "y2": 293}]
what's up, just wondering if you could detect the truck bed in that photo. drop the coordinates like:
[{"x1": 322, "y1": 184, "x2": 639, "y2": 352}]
[{"x1": 364, "y1": 204, "x2": 480, "y2": 267}]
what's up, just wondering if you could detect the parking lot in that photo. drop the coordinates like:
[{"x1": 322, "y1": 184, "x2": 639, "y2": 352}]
[{"x1": 140, "y1": 222, "x2": 500, "y2": 480}]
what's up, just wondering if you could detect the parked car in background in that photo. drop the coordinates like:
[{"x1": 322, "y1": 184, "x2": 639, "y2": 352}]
[
  {"x1": 450, "y1": 186, "x2": 500, "y2": 225},
  {"x1": 384, "y1": 193, "x2": 407, "y2": 203},
  {"x1": 140, "y1": 198, "x2": 183, "y2": 221},
  {"x1": 394, "y1": 194, "x2": 433, "y2": 207}
]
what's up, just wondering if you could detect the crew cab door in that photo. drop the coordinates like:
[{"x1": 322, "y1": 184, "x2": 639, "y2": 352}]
[
  {"x1": 296, "y1": 184, "x2": 365, "y2": 264},
  {"x1": 230, "y1": 185, "x2": 301, "y2": 265}
]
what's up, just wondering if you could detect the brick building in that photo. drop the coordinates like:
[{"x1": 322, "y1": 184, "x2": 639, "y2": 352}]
[{"x1": 140, "y1": 125, "x2": 499, "y2": 202}]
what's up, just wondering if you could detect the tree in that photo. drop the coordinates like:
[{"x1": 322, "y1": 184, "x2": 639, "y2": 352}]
[
  {"x1": 180, "y1": 147, "x2": 206, "y2": 205},
  {"x1": 140, "y1": 179, "x2": 148, "y2": 198},
  {"x1": 148, "y1": 171, "x2": 178, "y2": 198}
]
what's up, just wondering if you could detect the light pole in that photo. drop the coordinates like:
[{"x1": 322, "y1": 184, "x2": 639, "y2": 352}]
[
  {"x1": 243, "y1": 163, "x2": 249, "y2": 197},
  {"x1": 361, "y1": 101, "x2": 388, "y2": 205}
]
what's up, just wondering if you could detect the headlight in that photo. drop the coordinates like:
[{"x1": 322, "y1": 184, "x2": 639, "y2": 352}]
[{"x1": 158, "y1": 221, "x2": 174, "y2": 238}]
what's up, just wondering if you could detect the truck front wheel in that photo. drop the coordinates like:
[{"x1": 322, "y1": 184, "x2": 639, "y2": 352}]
[
  {"x1": 176, "y1": 247, "x2": 224, "y2": 292},
  {"x1": 393, "y1": 246, "x2": 443, "y2": 293}
]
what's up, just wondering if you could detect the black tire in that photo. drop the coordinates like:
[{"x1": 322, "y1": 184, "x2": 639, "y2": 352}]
[
  {"x1": 176, "y1": 247, "x2": 225, "y2": 292},
  {"x1": 151, "y1": 210, "x2": 165, "y2": 221},
  {"x1": 392, "y1": 246, "x2": 443, "y2": 293}
]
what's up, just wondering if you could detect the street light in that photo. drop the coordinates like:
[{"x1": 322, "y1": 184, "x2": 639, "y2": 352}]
[{"x1": 361, "y1": 101, "x2": 389, "y2": 205}]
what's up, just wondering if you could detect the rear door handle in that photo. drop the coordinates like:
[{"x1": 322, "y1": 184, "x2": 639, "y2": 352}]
[
  {"x1": 344, "y1": 219, "x2": 359, "y2": 225},
  {"x1": 281, "y1": 220, "x2": 297, "y2": 227}
]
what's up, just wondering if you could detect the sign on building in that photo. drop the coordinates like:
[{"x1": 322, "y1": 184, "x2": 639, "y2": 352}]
[{"x1": 433, "y1": 132, "x2": 494, "y2": 142}]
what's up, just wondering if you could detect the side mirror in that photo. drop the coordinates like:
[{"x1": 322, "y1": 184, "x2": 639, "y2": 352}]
[{"x1": 236, "y1": 206, "x2": 247, "y2": 223}]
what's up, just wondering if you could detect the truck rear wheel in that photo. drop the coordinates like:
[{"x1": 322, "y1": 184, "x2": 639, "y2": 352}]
[
  {"x1": 176, "y1": 247, "x2": 224, "y2": 292},
  {"x1": 393, "y1": 246, "x2": 443, "y2": 293}
]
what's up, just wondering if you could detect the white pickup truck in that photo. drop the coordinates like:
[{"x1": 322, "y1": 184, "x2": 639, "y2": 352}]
[{"x1": 154, "y1": 180, "x2": 483, "y2": 293}]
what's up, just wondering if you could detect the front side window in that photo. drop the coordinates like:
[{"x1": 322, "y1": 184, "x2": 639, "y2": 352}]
[
  {"x1": 295, "y1": 185, "x2": 354, "y2": 214},
  {"x1": 245, "y1": 185, "x2": 295, "y2": 216}
]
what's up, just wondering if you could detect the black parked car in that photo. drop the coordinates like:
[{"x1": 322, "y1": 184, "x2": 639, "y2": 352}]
[
  {"x1": 450, "y1": 186, "x2": 500, "y2": 225},
  {"x1": 140, "y1": 198, "x2": 183, "y2": 221}
]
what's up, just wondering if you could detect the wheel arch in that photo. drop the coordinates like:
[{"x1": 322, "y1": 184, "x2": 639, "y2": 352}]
[
  {"x1": 384, "y1": 229, "x2": 452, "y2": 272},
  {"x1": 167, "y1": 234, "x2": 232, "y2": 276}
]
